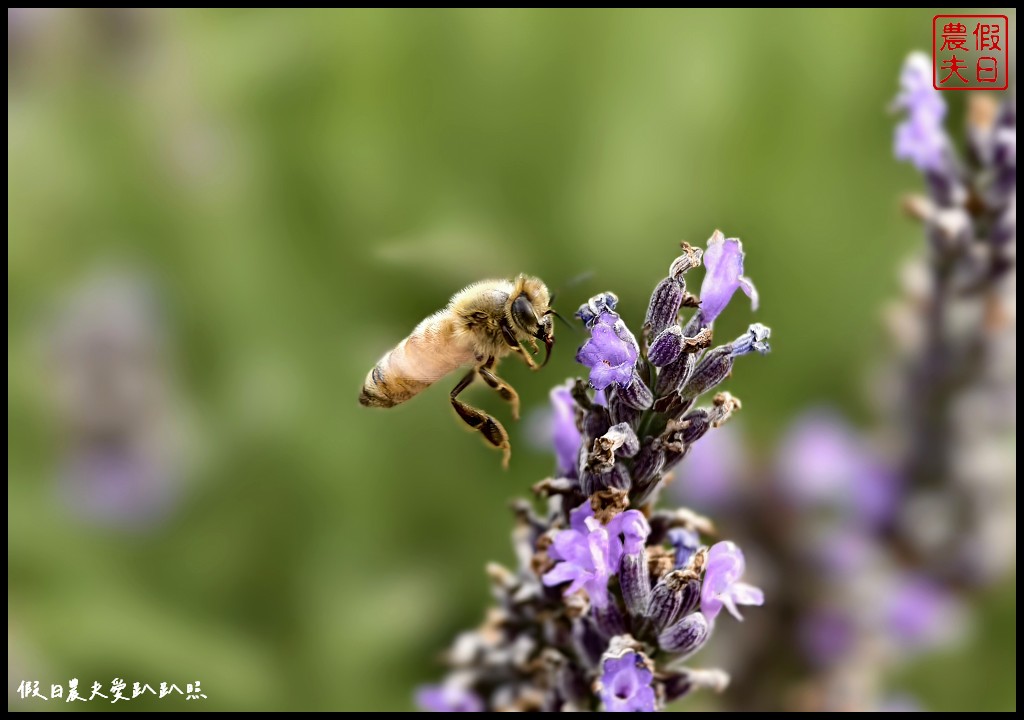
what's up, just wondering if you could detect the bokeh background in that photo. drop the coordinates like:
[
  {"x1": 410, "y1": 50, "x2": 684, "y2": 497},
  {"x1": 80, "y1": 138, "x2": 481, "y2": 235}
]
[{"x1": 7, "y1": 8, "x2": 1015, "y2": 711}]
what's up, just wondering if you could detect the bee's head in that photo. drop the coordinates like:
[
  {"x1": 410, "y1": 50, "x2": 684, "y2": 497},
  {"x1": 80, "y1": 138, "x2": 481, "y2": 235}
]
[{"x1": 508, "y1": 275, "x2": 555, "y2": 367}]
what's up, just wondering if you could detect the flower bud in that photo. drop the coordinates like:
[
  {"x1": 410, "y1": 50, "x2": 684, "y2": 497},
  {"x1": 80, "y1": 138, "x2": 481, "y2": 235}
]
[
  {"x1": 617, "y1": 373, "x2": 654, "y2": 410},
  {"x1": 655, "y1": 352, "x2": 697, "y2": 398},
  {"x1": 630, "y1": 440, "x2": 666, "y2": 505},
  {"x1": 680, "y1": 346, "x2": 733, "y2": 401},
  {"x1": 678, "y1": 409, "x2": 711, "y2": 444},
  {"x1": 660, "y1": 668, "x2": 729, "y2": 702},
  {"x1": 658, "y1": 611, "x2": 710, "y2": 656},
  {"x1": 645, "y1": 277, "x2": 685, "y2": 339},
  {"x1": 730, "y1": 323, "x2": 771, "y2": 357},
  {"x1": 620, "y1": 550, "x2": 652, "y2": 617},
  {"x1": 648, "y1": 325, "x2": 683, "y2": 366},
  {"x1": 646, "y1": 570, "x2": 689, "y2": 632},
  {"x1": 667, "y1": 527, "x2": 700, "y2": 568},
  {"x1": 580, "y1": 461, "x2": 631, "y2": 497}
]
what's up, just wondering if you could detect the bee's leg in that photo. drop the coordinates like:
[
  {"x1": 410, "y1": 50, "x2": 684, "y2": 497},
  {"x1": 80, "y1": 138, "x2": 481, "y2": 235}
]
[
  {"x1": 451, "y1": 369, "x2": 512, "y2": 468},
  {"x1": 479, "y1": 357, "x2": 520, "y2": 420},
  {"x1": 515, "y1": 345, "x2": 539, "y2": 371}
]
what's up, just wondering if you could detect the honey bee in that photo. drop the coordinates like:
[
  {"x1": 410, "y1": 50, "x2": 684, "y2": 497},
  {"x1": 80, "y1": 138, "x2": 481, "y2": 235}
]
[{"x1": 359, "y1": 275, "x2": 555, "y2": 466}]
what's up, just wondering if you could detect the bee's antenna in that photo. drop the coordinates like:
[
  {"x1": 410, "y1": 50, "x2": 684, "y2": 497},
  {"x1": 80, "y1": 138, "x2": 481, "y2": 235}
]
[{"x1": 546, "y1": 309, "x2": 577, "y2": 332}]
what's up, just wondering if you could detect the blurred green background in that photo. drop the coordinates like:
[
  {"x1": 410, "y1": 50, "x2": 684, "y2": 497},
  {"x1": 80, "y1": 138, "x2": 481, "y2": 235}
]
[{"x1": 7, "y1": 8, "x2": 1015, "y2": 711}]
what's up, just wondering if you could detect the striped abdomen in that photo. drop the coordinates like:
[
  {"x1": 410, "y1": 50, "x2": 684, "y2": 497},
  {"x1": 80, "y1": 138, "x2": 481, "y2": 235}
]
[{"x1": 359, "y1": 313, "x2": 476, "y2": 408}]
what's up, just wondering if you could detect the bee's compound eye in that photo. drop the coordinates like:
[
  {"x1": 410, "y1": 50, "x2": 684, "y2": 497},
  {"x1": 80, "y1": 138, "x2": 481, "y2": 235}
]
[{"x1": 511, "y1": 294, "x2": 539, "y2": 333}]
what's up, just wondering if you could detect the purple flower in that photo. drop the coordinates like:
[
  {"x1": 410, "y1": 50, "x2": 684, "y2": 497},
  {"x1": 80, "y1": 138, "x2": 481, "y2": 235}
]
[
  {"x1": 699, "y1": 230, "x2": 758, "y2": 324},
  {"x1": 550, "y1": 383, "x2": 581, "y2": 477},
  {"x1": 700, "y1": 541, "x2": 764, "y2": 622},
  {"x1": 612, "y1": 508, "x2": 650, "y2": 555},
  {"x1": 528, "y1": 386, "x2": 605, "y2": 476},
  {"x1": 543, "y1": 504, "x2": 616, "y2": 608},
  {"x1": 542, "y1": 503, "x2": 649, "y2": 609},
  {"x1": 884, "y1": 574, "x2": 962, "y2": 651},
  {"x1": 893, "y1": 52, "x2": 947, "y2": 173},
  {"x1": 598, "y1": 651, "x2": 656, "y2": 712},
  {"x1": 575, "y1": 310, "x2": 640, "y2": 391},
  {"x1": 416, "y1": 683, "x2": 484, "y2": 712},
  {"x1": 777, "y1": 410, "x2": 899, "y2": 526}
]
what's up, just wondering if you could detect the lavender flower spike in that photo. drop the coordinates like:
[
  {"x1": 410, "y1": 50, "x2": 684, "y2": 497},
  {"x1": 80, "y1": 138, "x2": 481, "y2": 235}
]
[
  {"x1": 598, "y1": 647, "x2": 657, "y2": 712},
  {"x1": 893, "y1": 52, "x2": 948, "y2": 173},
  {"x1": 701, "y1": 541, "x2": 764, "y2": 622},
  {"x1": 575, "y1": 307, "x2": 640, "y2": 391},
  {"x1": 699, "y1": 230, "x2": 758, "y2": 323},
  {"x1": 420, "y1": 236, "x2": 771, "y2": 711}
]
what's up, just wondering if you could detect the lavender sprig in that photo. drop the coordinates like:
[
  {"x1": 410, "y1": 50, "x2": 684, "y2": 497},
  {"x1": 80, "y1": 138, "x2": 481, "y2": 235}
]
[
  {"x1": 892, "y1": 60, "x2": 1016, "y2": 577},
  {"x1": 801, "y1": 67, "x2": 1016, "y2": 708},
  {"x1": 417, "y1": 231, "x2": 772, "y2": 712},
  {"x1": 719, "y1": 53, "x2": 1015, "y2": 712}
]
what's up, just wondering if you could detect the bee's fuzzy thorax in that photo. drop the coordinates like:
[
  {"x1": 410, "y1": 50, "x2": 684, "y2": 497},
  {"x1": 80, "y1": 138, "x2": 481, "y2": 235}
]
[{"x1": 448, "y1": 278, "x2": 519, "y2": 360}]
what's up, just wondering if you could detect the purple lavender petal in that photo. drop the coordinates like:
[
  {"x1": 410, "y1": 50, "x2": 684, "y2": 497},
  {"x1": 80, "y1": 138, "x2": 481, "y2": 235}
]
[
  {"x1": 893, "y1": 52, "x2": 948, "y2": 173},
  {"x1": 549, "y1": 383, "x2": 581, "y2": 477},
  {"x1": 542, "y1": 562, "x2": 586, "y2": 597},
  {"x1": 589, "y1": 362, "x2": 632, "y2": 392},
  {"x1": 701, "y1": 541, "x2": 764, "y2": 622},
  {"x1": 543, "y1": 502, "x2": 627, "y2": 609},
  {"x1": 599, "y1": 651, "x2": 657, "y2": 712},
  {"x1": 699, "y1": 230, "x2": 758, "y2": 323},
  {"x1": 576, "y1": 308, "x2": 641, "y2": 391},
  {"x1": 569, "y1": 499, "x2": 594, "y2": 534},
  {"x1": 588, "y1": 322, "x2": 635, "y2": 366},
  {"x1": 608, "y1": 509, "x2": 650, "y2": 556}
]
